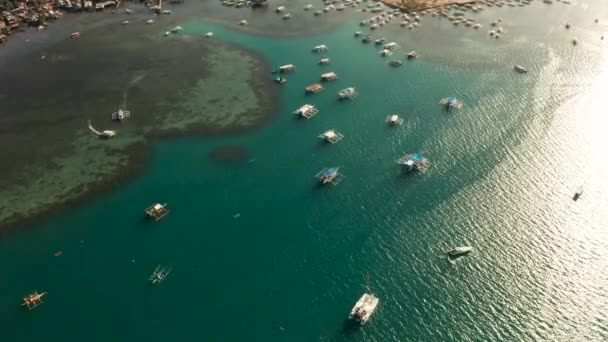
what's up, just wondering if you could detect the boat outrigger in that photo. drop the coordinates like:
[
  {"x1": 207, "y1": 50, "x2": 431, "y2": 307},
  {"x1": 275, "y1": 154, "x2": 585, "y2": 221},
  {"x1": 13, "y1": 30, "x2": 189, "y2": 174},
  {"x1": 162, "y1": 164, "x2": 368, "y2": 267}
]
[
  {"x1": 149, "y1": 265, "x2": 172, "y2": 284},
  {"x1": 145, "y1": 203, "x2": 169, "y2": 221},
  {"x1": 397, "y1": 152, "x2": 428, "y2": 172},
  {"x1": 440, "y1": 97, "x2": 463, "y2": 110},
  {"x1": 573, "y1": 186, "x2": 583, "y2": 201},
  {"x1": 386, "y1": 114, "x2": 404, "y2": 126},
  {"x1": 349, "y1": 293, "x2": 379, "y2": 325},
  {"x1": 21, "y1": 291, "x2": 47, "y2": 310},
  {"x1": 111, "y1": 109, "x2": 131, "y2": 121},
  {"x1": 338, "y1": 87, "x2": 358, "y2": 100},
  {"x1": 316, "y1": 167, "x2": 344, "y2": 185},
  {"x1": 447, "y1": 246, "x2": 473, "y2": 257},
  {"x1": 305, "y1": 83, "x2": 324, "y2": 94},
  {"x1": 294, "y1": 104, "x2": 319, "y2": 119},
  {"x1": 319, "y1": 129, "x2": 344, "y2": 144},
  {"x1": 88, "y1": 120, "x2": 116, "y2": 139}
]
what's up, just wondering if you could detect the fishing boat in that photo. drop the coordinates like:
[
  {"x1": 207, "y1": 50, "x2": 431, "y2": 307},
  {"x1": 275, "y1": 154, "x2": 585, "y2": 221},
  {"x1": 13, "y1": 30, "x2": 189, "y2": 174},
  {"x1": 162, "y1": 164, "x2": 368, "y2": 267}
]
[
  {"x1": 21, "y1": 291, "x2": 47, "y2": 310},
  {"x1": 383, "y1": 42, "x2": 398, "y2": 50},
  {"x1": 348, "y1": 293, "x2": 379, "y2": 325},
  {"x1": 111, "y1": 109, "x2": 131, "y2": 121},
  {"x1": 361, "y1": 35, "x2": 373, "y2": 43},
  {"x1": 319, "y1": 58, "x2": 330, "y2": 65},
  {"x1": 374, "y1": 37, "x2": 386, "y2": 45},
  {"x1": 514, "y1": 65, "x2": 527, "y2": 73},
  {"x1": 70, "y1": 32, "x2": 80, "y2": 38},
  {"x1": 440, "y1": 97, "x2": 463, "y2": 109},
  {"x1": 205, "y1": 32, "x2": 214, "y2": 37},
  {"x1": 146, "y1": 19, "x2": 155, "y2": 24},
  {"x1": 354, "y1": 31, "x2": 362, "y2": 37},
  {"x1": 385, "y1": 114, "x2": 404, "y2": 125},
  {"x1": 379, "y1": 49, "x2": 393, "y2": 57},
  {"x1": 170, "y1": 26, "x2": 183, "y2": 33},
  {"x1": 145, "y1": 203, "x2": 169, "y2": 221},
  {"x1": 274, "y1": 76, "x2": 286, "y2": 84},
  {"x1": 316, "y1": 167, "x2": 344, "y2": 185},
  {"x1": 294, "y1": 104, "x2": 319, "y2": 119},
  {"x1": 388, "y1": 60, "x2": 403, "y2": 67},
  {"x1": 321, "y1": 72, "x2": 338, "y2": 81},
  {"x1": 304, "y1": 4, "x2": 313, "y2": 10},
  {"x1": 279, "y1": 64, "x2": 296, "y2": 73},
  {"x1": 312, "y1": 44, "x2": 328, "y2": 52},
  {"x1": 407, "y1": 51, "x2": 418, "y2": 59},
  {"x1": 149, "y1": 265, "x2": 172, "y2": 284},
  {"x1": 275, "y1": 6, "x2": 285, "y2": 12},
  {"x1": 338, "y1": 87, "x2": 358, "y2": 100},
  {"x1": 305, "y1": 83, "x2": 324, "y2": 94},
  {"x1": 319, "y1": 129, "x2": 344, "y2": 144},
  {"x1": 88, "y1": 120, "x2": 116, "y2": 139},
  {"x1": 447, "y1": 246, "x2": 473, "y2": 257},
  {"x1": 397, "y1": 152, "x2": 428, "y2": 172},
  {"x1": 573, "y1": 186, "x2": 583, "y2": 201}
]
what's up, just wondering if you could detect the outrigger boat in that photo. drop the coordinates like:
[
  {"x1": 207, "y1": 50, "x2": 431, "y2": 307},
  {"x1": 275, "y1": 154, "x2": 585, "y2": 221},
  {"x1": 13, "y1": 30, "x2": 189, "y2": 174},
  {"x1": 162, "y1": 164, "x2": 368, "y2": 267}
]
[
  {"x1": 88, "y1": 120, "x2": 116, "y2": 139},
  {"x1": 573, "y1": 185, "x2": 583, "y2": 201},
  {"x1": 111, "y1": 109, "x2": 131, "y2": 121},
  {"x1": 447, "y1": 246, "x2": 473, "y2": 257},
  {"x1": 316, "y1": 167, "x2": 344, "y2": 185},
  {"x1": 349, "y1": 293, "x2": 379, "y2": 325},
  {"x1": 312, "y1": 44, "x2": 328, "y2": 52},
  {"x1": 319, "y1": 58, "x2": 330, "y2": 65},
  {"x1": 279, "y1": 64, "x2": 296, "y2": 73},
  {"x1": 305, "y1": 83, "x2": 324, "y2": 94},
  {"x1": 397, "y1": 152, "x2": 428, "y2": 172},
  {"x1": 145, "y1": 203, "x2": 169, "y2": 221},
  {"x1": 388, "y1": 60, "x2": 403, "y2": 67},
  {"x1": 386, "y1": 114, "x2": 404, "y2": 125},
  {"x1": 513, "y1": 65, "x2": 527, "y2": 73},
  {"x1": 338, "y1": 87, "x2": 358, "y2": 100},
  {"x1": 294, "y1": 104, "x2": 319, "y2": 119},
  {"x1": 21, "y1": 291, "x2": 47, "y2": 310},
  {"x1": 321, "y1": 72, "x2": 338, "y2": 81},
  {"x1": 149, "y1": 265, "x2": 172, "y2": 284},
  {"x1": 319, "y1": 129, "x2": 344, "y2": 144},
  {"x1": 361, "y1": 35, "x2": 373, "y2": 43},
  {"x1": 440, "y1": 97, "x2": 463, "y2": 110}
]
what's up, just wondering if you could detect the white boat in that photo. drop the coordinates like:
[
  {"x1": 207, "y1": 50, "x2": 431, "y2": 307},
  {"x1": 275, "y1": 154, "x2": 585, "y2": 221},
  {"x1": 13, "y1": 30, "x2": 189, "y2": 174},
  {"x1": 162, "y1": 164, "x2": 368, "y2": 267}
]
[
  {"x1": 447, "y1": 246, "x2": 473, "y2": 257},
  {"x1": 386, "y1": 114, "x2": 403, "y2": 125},
  {"x1": 304, "y1": 4, "x2": 313, "y2": 10},
  {"x1": 161, "y1": 9, "x2": 172, "y2": 15},
  {"x1": 146, "y1": 19, "x2": 154, "y2": 24},
  {"x1": 379, "y1": 49, "x2": 393, "y2": 57},
  {"x1": 312, "y1": 44, "x2": 328, "y2": 52},
  {"x1": 338, "y1": 87, "x2": 358, "y2": 100},
  {"x1": 275, "y1": 6, "x2": 285, "y2": 12},
  {"x1": 348, "y1": 293, "x2": 379, "y2": 325},
  {"x1": 170, "y1": 26, "x2": 183, "y2": 33},
  {"x1": 239, "y1": 20, "x2": 248, "y2": 25},
  {"x1": 514, "y1": 65, "x2": 527, "y2": 73},
  {"x1": 205, "y1": 32, "x2": 214, "y2": 37},
  {"x1": 279, "y1": 64, "x2": 296, "y2": 73},
  {"x1": 283, "y1": 13, "x2": 291, "y2": 19},
  {"x1": 319, "y1": 58, "x2": 330, "y2": 65}
]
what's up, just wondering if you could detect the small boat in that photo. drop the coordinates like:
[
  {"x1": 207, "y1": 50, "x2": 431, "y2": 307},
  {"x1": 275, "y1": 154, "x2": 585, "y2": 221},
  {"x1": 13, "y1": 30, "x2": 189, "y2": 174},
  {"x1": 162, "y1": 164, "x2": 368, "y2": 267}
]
[
  {"x1": 379, "y1": 49, "x2": 393, "y2": 57},
  {"x1": 374, "y1": 37, "x2": 386, "y2": 45},
  {"x1": 275, "y1": 6, "x2": 285, "y2": 12},
  {"x1": 354, "y1": 31, "x2": 362, "y2": 37},
  {"x1": 283, "y1": 13, "x2": 291, "y2": 20},
  {"x1": 205, "y1": 32, "x2": 214, "y2": 37},
  {"x1": 319, "y1": 58, "x2": 330, "y2": 65},
  {"x1": 473, "y1": 23, "x2": 481, "y2": 29},
  {"x1": 572, "y1": 38, "x2": 577, "y2": 46},
  {"x1": 163, "y1": 31, "x2": 171, "y2": 37},
  {"x1": 111, "y1": 109, "x2": 131, "y2": 121},
  {"x1": 316, "y1": 167, "x2": 343, "y2": 185},
  {"x1": 239, "y1": 20, "x2": 248, "y2": 25},
  {"x1": 383, "y1": 42, "x2": 398, "y2": 50},
  {"x1": 88, "y1": 120, "x2": 116, "y2": 138},
  {"x1": 274, "y1": 76, "x2": 286, "y2": 84},
  {"x1": 121, "y1": 20, "x2": 129, "y2": 25},
  {"x1": 440, "y1": 97, "x2": 463, "y2": 109},
  {"x1": 321, "y1": 72, "x2": 338, "y2": 81},
  {"x1": 348, "y1": 293, "x2": 379, "y2": 325},
  {"x1": 407, "y1": 51, "x2": 418, "y2": 59},
  {"x1": 146, "y1": 19, "x2": 155, "y2": 24},
  {"x1": 149, "y1": 265, "x2": 172, "y2": 284},
  {"x1": 573, "y1": 186, "x2": 583, "y2": 201},
  {"x1": 161, "y1": 9, "x2": 172, "y2": 15},
  {"x1": 70, "y1": 32, "x2": 80, "y2": 38},
  {"x1": 22, "y1": 291, "x2": 47, "y2": 310},
  {"x1": 362, "y1": 35, "x2": 373, "y2": 43},
  {"x1": 386, "y1": 114, "x2": 404, "y2": 125},
  {"x1": 145, "y1": 203, "x2": 169, "y2": 221},
  {"x1": 389, "y1": 60, "x2": 402, "y2": 67},
  {"x1": 279, "y1": 64, "x2": 296, "y2": 73},
  {"x1": 336, "y1": 4, "x2": 345, "y2": 10},
  {"x1": 170, "y1": 26, "x2": 183, "y2": 33},
  {"x1": 305, "y1": 83, "x2": 324, "y2": 93},
  {"x1": 338, "y1": 87, "x2": 358, "y2": 100},
  {"x1": 312, "y1": 44, "x2": 328, "y2": 53},
  {"x1": 319, "y1": 129, "x2": 344, "y2": 144},
  {"x1": 397, "y1": 152, "x2": 428, "y2": 172},
  {"x1": 304, "y1": 4, "x2": 313, "y2": 10},
  {"x1": 514, "y1": 65, "x2": 527, "y2": 73},
  {"x1": 125, "y1": 8, "x2": 133, "y2": 14},
  {"x1": 447, "y1": 246, "x2": 473, "y2": 257},
  {"x1": 294, "y1": 104, "x2": 319, "y2": 119}
]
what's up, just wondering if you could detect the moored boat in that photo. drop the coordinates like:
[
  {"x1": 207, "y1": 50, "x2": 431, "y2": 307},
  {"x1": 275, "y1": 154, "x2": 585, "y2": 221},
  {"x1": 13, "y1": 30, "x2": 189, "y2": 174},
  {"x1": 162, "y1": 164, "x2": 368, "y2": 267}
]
[
  {"x1": 348, "y1": 293, "x2": 379, "y2": 325},
  {"x1": 573, "y1": 185, "x2": 583, "y2": 201},
  {"x1": 388, "y1": 60, "x2": 402, "y2": 67},
  {"x1": 338, "y1": 87, "x2": 358, "y2": 100},
  {"x1": 447, "y1": 246, "x2": 473, "y2": 257},
  {"x1": 514, "y1": 65, "x2": 527, "y2": 73}
]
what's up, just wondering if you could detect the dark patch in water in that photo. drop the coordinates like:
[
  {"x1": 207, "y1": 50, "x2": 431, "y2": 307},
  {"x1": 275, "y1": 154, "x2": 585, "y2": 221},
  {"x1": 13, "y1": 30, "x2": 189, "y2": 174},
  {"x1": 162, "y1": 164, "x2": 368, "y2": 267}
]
[{"x1": 209, "y1": 145, "x2": 250, "y2": 165}]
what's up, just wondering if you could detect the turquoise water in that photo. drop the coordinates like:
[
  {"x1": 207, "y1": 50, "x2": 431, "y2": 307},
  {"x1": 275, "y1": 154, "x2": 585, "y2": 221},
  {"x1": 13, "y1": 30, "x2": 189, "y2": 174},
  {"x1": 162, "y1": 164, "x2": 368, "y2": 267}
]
[{"x1": 2, "y1": 2, "x2": 608, "y2": 341}]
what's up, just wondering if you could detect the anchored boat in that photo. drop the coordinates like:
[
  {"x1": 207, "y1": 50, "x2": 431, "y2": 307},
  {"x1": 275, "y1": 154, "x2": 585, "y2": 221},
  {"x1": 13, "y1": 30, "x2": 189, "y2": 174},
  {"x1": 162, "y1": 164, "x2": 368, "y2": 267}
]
[
  {"x1": 21, "y1": 291, "x2": 47, "y2": 310},
  {"x1": 386, "y1": 114, "x2": 404, "y2": 125},
  {"x1": 349, "y1": 293, "x2": 379, "y2": 325},
  {"x1": 312, "y1": 44, "x2": 328, "y2": 52},
  {"x1": 407, "y1": 51, "x2": 419, "y2": 59},
  {"x1": 145, "y1": 203, "x2": 169, "y2": 221},
  {"x1": 316, "y1": 167, "x2": 344, "y2": 185},
  {"x1": 447, "y1": 246, "x2": 473, "y2": 257},
  {"x1": 149, "y1": 265, "x2": 172, "y2": 284},
  {"x1": 305, "y1": 83, "x2": 324, "y2": 94},
  {"x1": 514, "y1": 65, "x2": 527, "y2": 73},
  {"x1": 294, "y1": 104, "x2": 319, "y2": 119},
  {"x1": 338, "y1": 87, "x2": 358, "y2": 100},
  {"x1": 319, "y1": 129, "x2": 344, "y2": 144},
  {"x1": 440, "y1": 97, "x2": 463, "y2": 109},
  {"x1": 88, "y1": 120, "x2": 116, "y2": 139},
  {"x1": 397, "y1": 152, "x2": 428, "y2": 172}
]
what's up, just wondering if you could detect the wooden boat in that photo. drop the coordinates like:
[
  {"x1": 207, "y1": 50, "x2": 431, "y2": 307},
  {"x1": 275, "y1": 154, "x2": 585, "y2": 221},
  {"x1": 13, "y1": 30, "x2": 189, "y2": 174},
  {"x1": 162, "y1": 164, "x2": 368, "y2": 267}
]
[
  {"x1": 305, "y1": 83, "x2": 324, "y2": 93},
  {"x1": 145, "y1": 203, "x2": 169, "y2": 221},
  {"x1": 22, "y1": 291, "x2": 47, "y2": 310}
]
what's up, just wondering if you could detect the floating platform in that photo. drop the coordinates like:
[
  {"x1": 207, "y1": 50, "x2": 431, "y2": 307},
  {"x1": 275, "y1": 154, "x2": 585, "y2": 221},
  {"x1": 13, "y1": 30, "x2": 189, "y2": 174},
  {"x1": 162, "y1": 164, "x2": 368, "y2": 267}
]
[
  {"x1": 294, "y1": 104, "x2": 319, "y2": 119},
  {"x1": 145, "y1": 203, "x2": 169, "y2": 221},
  {"x1": 315, "y1": 167, "x2": 344, "y2": 186},
  {"x1": 318, "y1": 129, "x2": 344, "y2": 144}
]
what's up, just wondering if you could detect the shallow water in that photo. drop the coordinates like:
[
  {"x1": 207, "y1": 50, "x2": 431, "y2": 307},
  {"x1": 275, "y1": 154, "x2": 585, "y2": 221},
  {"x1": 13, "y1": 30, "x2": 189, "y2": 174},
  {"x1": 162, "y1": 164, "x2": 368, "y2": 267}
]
[{"x1": 1, "y1": 1, "x2": 607, "y2": 341}]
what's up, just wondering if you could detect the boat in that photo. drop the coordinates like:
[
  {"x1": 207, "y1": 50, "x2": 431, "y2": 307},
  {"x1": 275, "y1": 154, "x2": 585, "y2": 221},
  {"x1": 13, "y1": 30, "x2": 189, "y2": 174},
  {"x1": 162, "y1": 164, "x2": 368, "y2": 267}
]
[
  {"x1": 348, "y1": 293, "x2": 379, "y2": 325},
  {"x1": 336, "y1": 4, "x2": 345, "y2": 10},
  {"x1": 319, "y1": 129, "x2": 344, "y2": 144},
  {"x1": 70, "y1": 32, "x2": 80, "y2": 38},
  {"x1": 21, "y1": 291, "x2": 47, "y2": 310},
  {"x1": 319, "y1": 58, "x2": 330, "y2": 65},
  {"x1": 274, "y1": 76, "x2": 286, "y2": 84},
  {"x1": 573, "y1": 186, "x2": 583, "y2": 201},
  {"x1": 354, "y1": 31, "x2": 362, "y2": 37},
  {"x1": 572, "y1": 38, "x2": 577, "y2": 46},
  {"x1": 170, "y1": 26, "x2": 183, "y2": 33},
  {"x1": 447, "y1": 246, "x2": 473, "y2": 257},
  {"x1": 121, "y1": 20, "x2": 129, "y2": 25},
  {"x1": 407, "y1": 51, "x2": 418, "y2": 59},
  {"x1": 440, "y1": 97, "x2": 463, "y2": 109},
  {"x1": 146, "y1": 19, "x2": 155, "y2": 24},
  {"x1": 275, "y1": 6, "x2": 285, "y2": 12},
  {"x1": 386, "y1": 114, "x2": 404, "y2": 125},
  {"x1": 239, "y1": 20, "x2": 248, "y2": 25},
  {"x1": 304, "y1": 4, "x2": 313, "y2": 10},
  {"x1": 205, "y1": 32, "x2": 214, "y2": 37},
  {"x1": 388, "y1": 60, "x2": 402, "y2": 67},
  {"x1": 397, "y1": 152, "x2": 428, "y2": 172},
  {"x1": 321, "y1": 72, "x2": 338, "y2": 81},
  {"x1": 362, "y1": 35, "x2": 373, "y2": 43},
  {"x1": 294, "y1": 104, "x2": 319, "y2": 119},
  {"x1": 514, "y1": 65, "x2": 527, "y2": 73},
  {"x1": 338, "y1": 87, "x2": 358, "y2": 100},
  {"x1": 305, "y1": 83, "x2": 324, "y2": 93},
  {"x1": 149, "y1": 265, "x2": 172, "y2": 284},
  {"x1": 383, "y1": 42, "x2": 398, "y2": 50},
  {"x1": 316, "y1": 167, "x2": 343, "y2": 185},
  {"x1": 111, "y1": 109, "x2": 131, "y2": 121},
  {"x1": 312, "y1": 44, "x2": 328, "y2": 53},
  {"x1": 283, "y1": 13, "x2": 291, "y2": 20},
  {"x1": 279, "y1": 64, "x2": 296, "y2": 73},
  {"x1": 145, "y1": 203, "x2": 169, "y2": 221},
  {"x1": 374, "y1": 37, "x2": 385, "y2": 45},
  {"x1": 379, "y1": 49, "x2": 392, "y2": 57},
  {"x1": 161, "y1": 9, "x2": 172, "y2": 14},
  {"x1": 88, "y1": 120, "x2": 116, "y2": 139}
]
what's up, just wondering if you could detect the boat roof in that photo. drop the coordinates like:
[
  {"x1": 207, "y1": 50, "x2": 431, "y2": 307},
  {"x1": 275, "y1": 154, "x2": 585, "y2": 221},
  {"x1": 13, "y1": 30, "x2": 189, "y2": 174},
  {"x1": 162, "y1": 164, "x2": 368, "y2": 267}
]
[
  {"x1": 323, "y1": 167, "x2": 338, "y2": 177},
  {"x1": 322, "y1": 72, "x2": 336, "y2": 77},
  {"x1": 307, "y1": 83, "x2": 323, "y2": 89}
]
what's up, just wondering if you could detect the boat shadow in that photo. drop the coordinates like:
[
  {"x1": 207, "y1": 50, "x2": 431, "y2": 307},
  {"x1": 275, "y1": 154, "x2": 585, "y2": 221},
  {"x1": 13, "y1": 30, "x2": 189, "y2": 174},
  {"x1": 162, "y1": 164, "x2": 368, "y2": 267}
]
[{"x1": 337, "y1": 319, "x2": 364, "y2": 337}]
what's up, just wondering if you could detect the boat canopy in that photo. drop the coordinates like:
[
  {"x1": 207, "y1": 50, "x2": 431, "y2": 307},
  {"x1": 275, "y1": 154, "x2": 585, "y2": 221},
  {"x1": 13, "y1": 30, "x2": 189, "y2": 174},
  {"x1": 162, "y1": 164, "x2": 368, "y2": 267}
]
[{"x1": 323, "y1": 167, "x2": 338, "y2": 177}]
